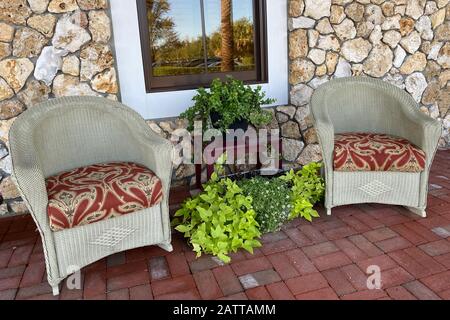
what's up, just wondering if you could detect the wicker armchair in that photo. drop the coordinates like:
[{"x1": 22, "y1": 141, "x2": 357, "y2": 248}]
[
  {"x1": 9, "y1": 97, "x2": 174, "y2": 295},
  {"x1": 311, "y1": 77, "x2": 442, "y2": 217}
]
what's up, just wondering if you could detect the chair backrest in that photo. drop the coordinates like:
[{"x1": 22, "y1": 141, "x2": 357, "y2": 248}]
[
  {"x1": 311, "y1": 77, "x2": 414, "y2": 138},
  {"x1": 11, "y1": 97, "x2": 146, "y2": 178}
]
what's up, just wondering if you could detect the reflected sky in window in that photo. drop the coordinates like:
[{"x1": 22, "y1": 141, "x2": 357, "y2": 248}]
[{"x1": 168, "y1": 0, "x2": 253, "y2": 40}]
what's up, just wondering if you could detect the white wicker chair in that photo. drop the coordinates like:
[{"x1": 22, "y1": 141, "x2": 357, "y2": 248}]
[
  {"x1": 9, "y1": 96, "x2": 174, "y2": 295},
  {"x1": 311, "y1": 77, "x2": 442, "y2": 218}
]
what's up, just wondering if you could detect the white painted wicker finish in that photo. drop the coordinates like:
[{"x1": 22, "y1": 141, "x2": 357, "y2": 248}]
[
  {"x1": 333, "y1": 172, "x2": 421, "y2": 207},
  {"x1": 53, "y1": 205, "x2": 165, "y2": 278},
  {"x1": 9, "y1": 97, "x2": 174, "y2": 295},
  {"x1": 310, "y1": 77, "x2": 442, "y2": 217}
]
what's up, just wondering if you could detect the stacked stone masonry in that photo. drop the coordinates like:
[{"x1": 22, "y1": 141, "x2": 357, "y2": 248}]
[
  {"x1": 287, "y1": 0, "x2": 449, "y2": 156},
  {"x1": 0, "y1": 0, "x2": 449, "y2": 216},
  {"x1": 0, "y1": 0, "x2": 118, "y2": 216}
]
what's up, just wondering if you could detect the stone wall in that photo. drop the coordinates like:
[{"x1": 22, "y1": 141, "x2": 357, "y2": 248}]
[
  {"x1": 146, "y1": 104, "x2": 323, "y2": 188},
  {"x1": 146, "y1": 101, "x2": 323, "y2": 188},
  {"x1": 0, "y1": 0, "x2": 119, "y2": 216},
  {"x1": 288, "y1": 0, "x2": 449, "y2": 151}
]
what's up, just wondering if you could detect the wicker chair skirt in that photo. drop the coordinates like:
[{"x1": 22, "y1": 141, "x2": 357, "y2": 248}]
[
  {"x1": 332, "y1": 172, "x2": 421, "y2": 207},
  {"x1": 54, "y1": 204, "x2": 164, "y2": 278}
]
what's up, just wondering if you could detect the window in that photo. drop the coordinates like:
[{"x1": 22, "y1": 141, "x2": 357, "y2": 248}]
[{"x1": 137, "y1": 0, "x2": 268, "y2": 92}]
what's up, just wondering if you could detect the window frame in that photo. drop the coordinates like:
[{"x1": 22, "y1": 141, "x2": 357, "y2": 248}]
[{"x1": 137, "y1": 0, "x2": 269, "y2": 93}]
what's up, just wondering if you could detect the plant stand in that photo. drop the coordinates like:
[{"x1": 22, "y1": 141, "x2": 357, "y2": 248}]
[{"x1": 195, "y1": 132, "x2": 283, "y2": 189}]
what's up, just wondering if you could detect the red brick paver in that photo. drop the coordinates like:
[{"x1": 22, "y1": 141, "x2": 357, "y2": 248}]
[
  {"x1": 0, "y1": 150, "x2": 449, "y2": 300},
  {"x1": 194, "y1": 270, "x2": 222, "y2": 300}
]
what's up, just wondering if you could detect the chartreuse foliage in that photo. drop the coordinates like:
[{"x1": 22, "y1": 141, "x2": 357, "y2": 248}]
[
  {"x1": 280, "y1": 162, "x2": 325, "y2": 222},
  {"x1": 173, "y1": 155, "x2": 325, "y2": 263},
  {"x1": 172, "y1": 155, "x2": 261, "y2": 263}
]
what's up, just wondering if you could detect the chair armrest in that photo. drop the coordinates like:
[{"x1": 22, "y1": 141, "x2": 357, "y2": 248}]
[
  {"x1": 9, "y1": 146, "x2": 51, "y2": 234},
  {"x1": 113, "y1": 105, "x2": 175, "y2": 193},
  {"x1": 130, "y1": 122, "x2": 175, "y2": 197},
  {"x1": 314, "y1": 121, "x2": 335, "y2": 164},
  {"x1": 311, "y1": 96, "x2": 335, "y2": 171},
  {"x1": 398, "y1": 97, "x2": 442, "y2": 168},
  {"x1": 138, "y1": 137, "x2": 174, "y2": 193}
]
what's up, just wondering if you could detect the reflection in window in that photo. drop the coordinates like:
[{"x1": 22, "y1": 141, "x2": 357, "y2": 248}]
[
  {"x1": 205, "y1": 0, "x2": 255, "y2": 73},
  {"x1": 146, "y1": 0, "x2": 256, "y2": 77}
]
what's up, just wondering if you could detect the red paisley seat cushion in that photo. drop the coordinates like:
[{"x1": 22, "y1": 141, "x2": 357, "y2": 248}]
[
  {"x1": 334, "y1": 133, "x2": 426, "y2": 173},
  {"x1": 46, "y1": 162, "x2": 163, "y2": 232}
]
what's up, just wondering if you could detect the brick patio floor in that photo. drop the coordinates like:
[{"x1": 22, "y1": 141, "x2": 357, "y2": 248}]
[{"x1": 0, "y1": 150, "x2": 449, "y2": 300}]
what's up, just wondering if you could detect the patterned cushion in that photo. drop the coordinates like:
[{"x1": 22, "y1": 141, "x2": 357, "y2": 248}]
[
  {"x1": 46, "y1": 162, "x2": 163, "y2": 232},
  {"x1": 334, "y1": 133, "x2": 426, "y2": 173}
]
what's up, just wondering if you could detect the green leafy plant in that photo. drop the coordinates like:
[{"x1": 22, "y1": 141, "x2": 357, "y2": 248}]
[
  {"x1": 172, "y1": 154, "x2": 261, "y2": 263},
  {"x1": 238, "y1": 176, "x2": 292, "y2": 233},
  {"x1": 280, "y1": 162, "x2": 325, "y2": 222},
  {"x1": 180, "y1": 77, "x2": 275, "y2": 133}
]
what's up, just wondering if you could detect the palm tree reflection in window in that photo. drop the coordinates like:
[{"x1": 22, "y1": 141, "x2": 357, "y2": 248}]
[{"x1": 220, "y1": 0, "x2": 234, "y2": 72}]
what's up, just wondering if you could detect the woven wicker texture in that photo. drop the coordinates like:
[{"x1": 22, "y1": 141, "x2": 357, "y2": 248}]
[
  {"x1": 310, "y1": 77, "x2": 442, "y2": 216},
  {"x1": 8, "y1": 96, "x2": 174, "y2": 295}
]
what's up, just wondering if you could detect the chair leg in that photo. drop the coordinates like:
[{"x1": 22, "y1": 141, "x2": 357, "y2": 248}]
[
  {"x1": 326, "y1": 208, "x2": 332, "y2": 216},
  {"x1": 405, "y1": 207, "x2": 426, "y2": 218},
  {"x1": 51, "y1": 284, "x2": 60, "y2": 296},
  {"x1": 158, "y1": 241, "x2": 173, "y2": 252}
]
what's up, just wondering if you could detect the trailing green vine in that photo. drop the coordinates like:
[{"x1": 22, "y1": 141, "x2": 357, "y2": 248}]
[
  {"x1": 172, "y1": 154, "x2": 261, "y2": 263},
  {"x1": 280, "y1": 162, "x2": 325, "y2": 222},
  {"x1": 173, "y1": 154, "x2": 325, "y2": 263}
]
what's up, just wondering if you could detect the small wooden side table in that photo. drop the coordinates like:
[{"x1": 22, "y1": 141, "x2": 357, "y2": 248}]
[{"x1": 195, "y1": 133, "x2": 282, "y2": 189}]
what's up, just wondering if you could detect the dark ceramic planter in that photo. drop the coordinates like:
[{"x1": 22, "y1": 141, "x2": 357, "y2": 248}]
[{"x1": 210, "y1": 111, "x2": 249, "y2": 133}]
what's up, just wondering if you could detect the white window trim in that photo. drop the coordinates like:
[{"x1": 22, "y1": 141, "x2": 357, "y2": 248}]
[{"x1": 110, "y1": 0, "x2": 288, "y2": 120}]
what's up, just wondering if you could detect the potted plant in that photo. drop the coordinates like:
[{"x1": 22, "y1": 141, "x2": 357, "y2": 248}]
[{"x1": 180, "y1": 77, "x2": 276, "y2": 134}]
